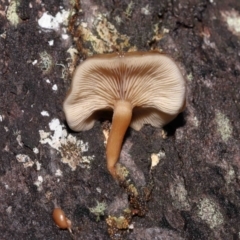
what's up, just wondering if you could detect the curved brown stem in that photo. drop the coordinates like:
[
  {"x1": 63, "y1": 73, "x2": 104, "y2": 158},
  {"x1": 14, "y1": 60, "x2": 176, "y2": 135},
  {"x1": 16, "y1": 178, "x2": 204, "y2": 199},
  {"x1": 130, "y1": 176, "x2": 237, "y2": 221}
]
[{"x1": 106, "y1": 100, "x2": 132, "y2": 178}]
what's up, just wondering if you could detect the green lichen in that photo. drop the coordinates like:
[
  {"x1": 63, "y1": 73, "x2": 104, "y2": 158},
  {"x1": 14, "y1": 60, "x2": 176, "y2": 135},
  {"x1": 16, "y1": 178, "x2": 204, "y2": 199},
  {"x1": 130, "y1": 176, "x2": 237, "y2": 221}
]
[
  {"x1": 197, "y1": 197, "x2": 224, "y2": 229},
  {"x1": 6, "y1": 0, "x2": 21, "y2": 27},
  {"x1": 39, "y1": 51, "x2": 54, "y2": 74},
  {"x1": 215, "y1": 111, "x2": 233, "y2": 142}
]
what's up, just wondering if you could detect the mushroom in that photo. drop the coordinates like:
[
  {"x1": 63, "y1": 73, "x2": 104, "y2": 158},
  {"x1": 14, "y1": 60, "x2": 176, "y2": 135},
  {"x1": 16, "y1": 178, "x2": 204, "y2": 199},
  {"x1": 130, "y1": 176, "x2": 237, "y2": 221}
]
[
  {"x1": 52, "y1": 207, "x2": 72, "y2": 232},
  {"x1": 63, "y1": 51, "x2": 186, "y2": 178}
]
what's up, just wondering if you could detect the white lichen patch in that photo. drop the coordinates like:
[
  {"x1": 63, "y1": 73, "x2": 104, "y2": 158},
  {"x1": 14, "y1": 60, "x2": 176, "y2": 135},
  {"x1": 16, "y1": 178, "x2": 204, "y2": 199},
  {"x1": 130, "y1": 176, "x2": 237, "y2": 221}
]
[
  {"x1": 23, "y1": 159, "x2": 35, "y2": 168},
  {"x1": 0, "y1": 31, "x2": 6, "y2": 39},
  {"x1": 39, "y1": 118, "x2": 94, "y2": 171},
  {"x1": 38, "y1": 10, "x2": 70, "y2": 31},
  {"x1": 35, "y1": 160, "x2": 41, "y2": 171},
  {"x1": 170, "y1": 177, "x2": 190, "y2": 210},
  {"x1": 221, "y1": 10, "x2": 240, "y2": 37},
  {"x1": 215, "y1": 111, "x2": 233, "y2": 142},
  {"x1": 89, "y1": 201, "x2": 107, "y2": 221},
  {"x1": 38, "y1": 12, "x2": 59, "y2": 30},
  {"x1": 41, "y1": 111, "x2": 50, "y2": 117},
  {"x1": 6, "y1": 0, "x2": 21, "y2": 27},
  {"x1": 34, "y1": 175, "x2": 43, "y2": 191},
  {"x1": 55, "y1": 169, "x2": 63, "y2": 177},
  {"x1": 55, "y1": 10, "x2": 70, "y2": 27},
  {"x1": 52, "y1": 84, "x2": 58, "y2": 91},
  {"x1": 0, "y1": 114, "x2": 5, "y2": 122},
  {"x1": 96, "y1": 187, "x2": 102, "y2": 193},
  {"x1": 67, "y1": 47, "x2": 78, "y2": 60},
  {"x1": 48, "y1": 40, "x2": 54, "y2": 46},
  {"x1": 150, "y1": 153, "x2": 159, "y2": 169},
  {"x1": 61, "y1": 33, "x2": 69, "y2": 40},
  {"x1": 141, "y1": 5, "x2": 151, "y2": 15},
  {"x1": 197, "y1": 197, "x2": 224, "y2": 229},
  {"x1": 16, "y1": 154, "x2": 31, "y2": 163},
  {"x1": 32, "y1": 60, "x2": 38, "y2": 65},
  {"x1": 16, "y1": 154, "x2": 34, "y2": 168},
  {"x1": 16, "y1": 134, "x2": 23, "y2": 147},
  {"x1": 78, "y1": 14, "x2": 136, "y2": 55},
  {"x1": 39, "y1": 131, "x2": 51, "y2": 139},
  {"x1": 161, "y1": 129, "x2": 167, "y2": 139},
  {"x1": 150, "y1": 150, "x2": 165, "y2": 169},
  {"x1": 192, "y1": 116, "x2": 199, "y2": 127}
]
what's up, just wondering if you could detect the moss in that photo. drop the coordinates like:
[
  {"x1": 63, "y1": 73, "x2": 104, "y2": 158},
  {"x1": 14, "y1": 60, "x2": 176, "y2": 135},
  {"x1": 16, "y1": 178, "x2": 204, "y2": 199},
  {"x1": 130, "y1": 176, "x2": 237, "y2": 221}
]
[
  {"x1": 89, "y1": 201, "x2": 107, "y2": 221},
  {"x1": 106, "y1": 209, "x2": 132, "y2": 239}
]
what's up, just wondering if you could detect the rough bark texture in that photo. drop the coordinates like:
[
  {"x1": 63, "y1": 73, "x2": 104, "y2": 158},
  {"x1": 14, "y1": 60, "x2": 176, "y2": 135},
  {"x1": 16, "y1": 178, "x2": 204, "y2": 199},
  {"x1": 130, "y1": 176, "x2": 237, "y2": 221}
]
[{"x1": 0, "y1": 0, "x2": 240, "y2": 239}]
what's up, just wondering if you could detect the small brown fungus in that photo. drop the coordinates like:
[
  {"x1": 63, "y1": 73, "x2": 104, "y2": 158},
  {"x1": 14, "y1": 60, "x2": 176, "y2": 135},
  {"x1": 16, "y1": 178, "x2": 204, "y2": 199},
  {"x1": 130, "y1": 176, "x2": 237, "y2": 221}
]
[
  {"x1": 63, "y1": 51, "x2": 186, "y2": 178},
  {"x1": 52, "y1": 208, "x2": 72, "y2": 231}
]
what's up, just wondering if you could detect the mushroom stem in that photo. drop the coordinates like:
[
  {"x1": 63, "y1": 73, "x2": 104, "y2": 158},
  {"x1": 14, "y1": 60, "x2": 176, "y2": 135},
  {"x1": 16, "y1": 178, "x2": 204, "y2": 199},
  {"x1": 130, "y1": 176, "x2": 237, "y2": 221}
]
[{"x1": 106, "y1": 100, "x2": 132, "y2": 178}]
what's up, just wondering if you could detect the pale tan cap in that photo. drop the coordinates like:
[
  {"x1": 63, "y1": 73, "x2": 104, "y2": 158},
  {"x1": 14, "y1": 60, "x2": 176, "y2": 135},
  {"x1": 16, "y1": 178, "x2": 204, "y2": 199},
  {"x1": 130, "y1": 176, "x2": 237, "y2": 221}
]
[{"x1": 63, "y1": 51, "x2": 186, "y2": 131}]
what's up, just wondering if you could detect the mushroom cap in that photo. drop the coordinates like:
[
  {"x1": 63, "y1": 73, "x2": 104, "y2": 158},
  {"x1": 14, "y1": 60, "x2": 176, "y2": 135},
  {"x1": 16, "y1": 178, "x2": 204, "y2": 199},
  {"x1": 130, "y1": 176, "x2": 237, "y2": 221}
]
[{"x1": 63, "y1": 51, "x2": 186, "y2": 131}]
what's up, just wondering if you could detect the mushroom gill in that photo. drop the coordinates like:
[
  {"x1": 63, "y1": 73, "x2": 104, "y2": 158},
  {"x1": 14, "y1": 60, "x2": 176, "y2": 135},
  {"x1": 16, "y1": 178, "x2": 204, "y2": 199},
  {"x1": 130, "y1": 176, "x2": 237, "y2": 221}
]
[{"x1": 63, "y1": 51, "x2": 186, "y2": 178}]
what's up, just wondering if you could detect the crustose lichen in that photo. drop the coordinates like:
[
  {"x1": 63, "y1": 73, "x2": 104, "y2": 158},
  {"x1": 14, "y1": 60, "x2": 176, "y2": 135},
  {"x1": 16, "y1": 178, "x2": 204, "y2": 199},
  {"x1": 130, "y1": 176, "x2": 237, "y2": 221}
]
[{"x1": 6, "y1": 0, "x2": 21, "y2": 27}]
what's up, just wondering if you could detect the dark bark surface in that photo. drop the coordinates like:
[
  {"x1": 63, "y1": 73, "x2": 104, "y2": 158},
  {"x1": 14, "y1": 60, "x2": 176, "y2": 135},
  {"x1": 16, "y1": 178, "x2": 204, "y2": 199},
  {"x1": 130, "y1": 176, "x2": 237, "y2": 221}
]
[{"x1": 0, "y1": 0, "x2": 240, "y2": 239}]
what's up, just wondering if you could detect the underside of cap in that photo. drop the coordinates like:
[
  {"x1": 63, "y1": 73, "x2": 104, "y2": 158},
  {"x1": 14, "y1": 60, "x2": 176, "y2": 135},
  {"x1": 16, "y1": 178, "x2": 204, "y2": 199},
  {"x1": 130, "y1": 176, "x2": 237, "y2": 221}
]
[
  {"x1": 130, "y1": 107, "x2": 179, "y2": 131},
  {"x1": 63, "y1": 51, "x2": 186, "y2": 131}
]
